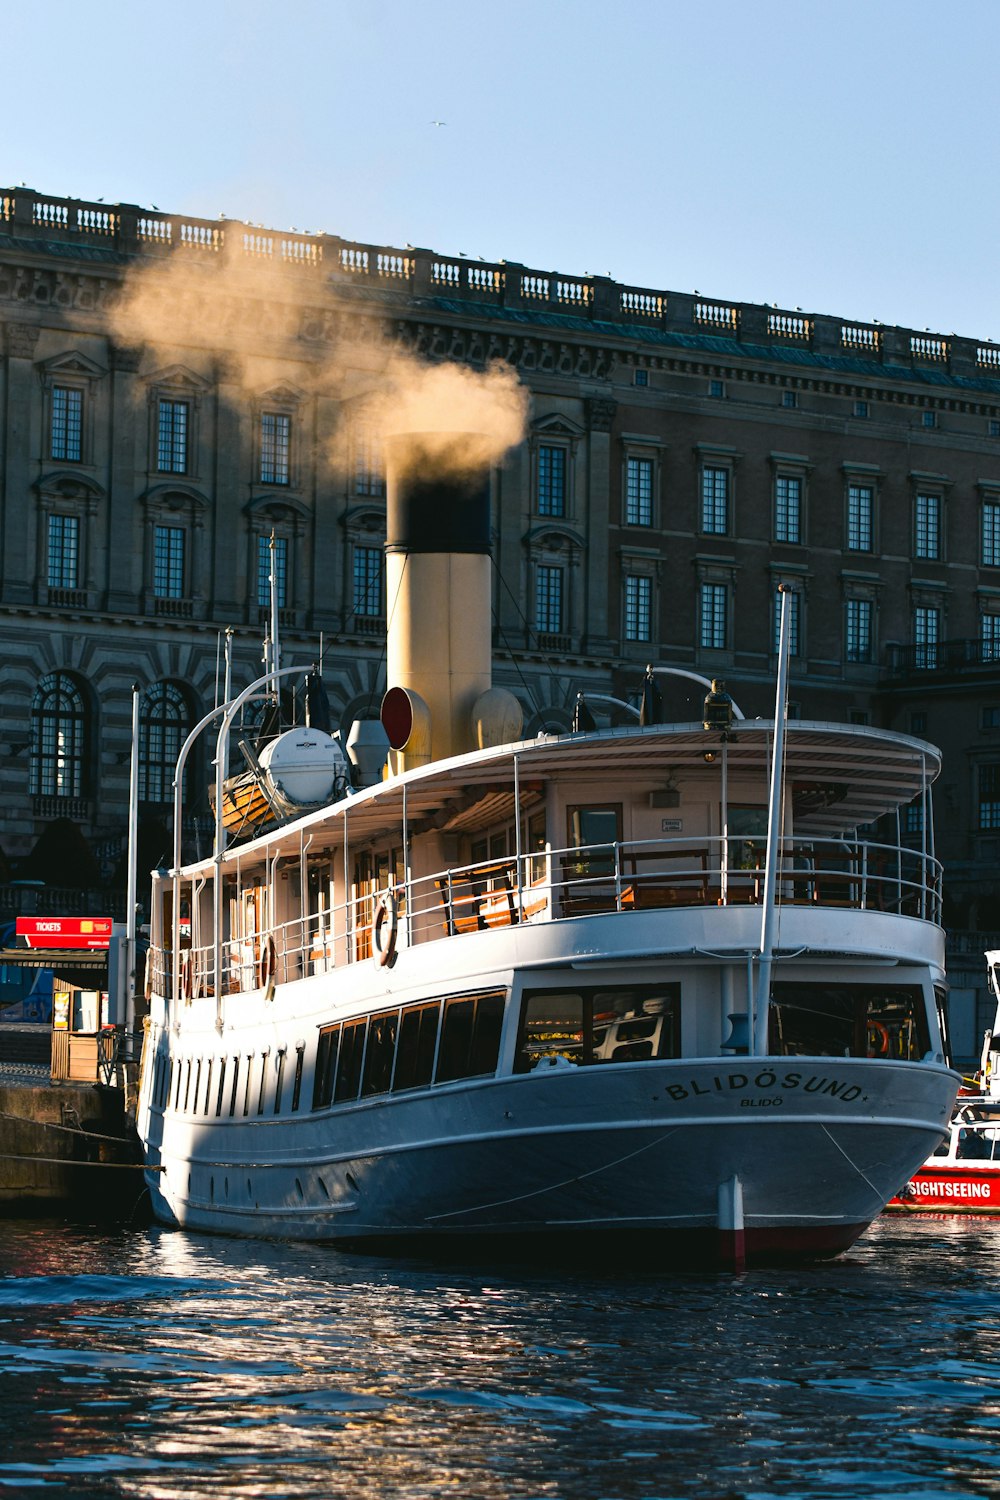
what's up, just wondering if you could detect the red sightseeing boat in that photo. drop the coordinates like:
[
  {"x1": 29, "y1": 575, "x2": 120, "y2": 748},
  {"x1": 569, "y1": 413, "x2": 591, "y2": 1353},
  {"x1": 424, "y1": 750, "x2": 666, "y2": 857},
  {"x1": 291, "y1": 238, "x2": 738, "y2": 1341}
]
[{"x1": 887, "y1": 948, "x2": 1000, "y2": 1216}]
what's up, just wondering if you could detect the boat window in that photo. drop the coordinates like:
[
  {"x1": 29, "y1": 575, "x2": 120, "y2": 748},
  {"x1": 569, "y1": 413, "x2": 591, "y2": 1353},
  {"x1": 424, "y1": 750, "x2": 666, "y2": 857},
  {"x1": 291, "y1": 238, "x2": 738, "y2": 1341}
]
[
  {"x1": 291, "y1": 1044, "x2": 305, "y2": 1112},
  {"x1": 393, "y1": 1003, "x2": 440, "y2": 1092},
  {"x1": 274, "y1": 1049, "x2": 286, "y2": 1113},
  {"x1": 567, "y1": 805, "x2": 623, "y2": 875},
  {"x1": 335, "y1": 1019, "x2": 366, "y2": 1102},
  {"x1": 229, "y1": 1056, "x2": 240, "y2": 1117},
  {"x1": 313, "y1": 1024, "x2": 340, "y2": 1110},
  {"x1": 934, "y1": 985, "x2": 952, "y2": 1066},
  {"x1": 528, "y1": 811, "x2": 547, "y2": 882},
  {"x1": 215, "y1": 1057, "x2": 227, "y2": 1117},
  {"x1": 257, "y1": 1050, "x2": 270, "y2": 1115},
  {"x1": 515, "y1": 985, "x2": 682, "y2": 1073},
  {"x1": 362, "y1": 1012, "x2": 399, "y2": 1097},
  {"x1": 203, "y1": 1059, "x2": 213, "y2": 1115},
  {"x1": 436, "y1": 991, "x2": 506, "y2": 1083},
  {"x1": 769, "y1": 983, "x2": 931, "y2": 1060},
  {"x1": 243, "y1": 1055, "x2": 254, "y2": 1116}
]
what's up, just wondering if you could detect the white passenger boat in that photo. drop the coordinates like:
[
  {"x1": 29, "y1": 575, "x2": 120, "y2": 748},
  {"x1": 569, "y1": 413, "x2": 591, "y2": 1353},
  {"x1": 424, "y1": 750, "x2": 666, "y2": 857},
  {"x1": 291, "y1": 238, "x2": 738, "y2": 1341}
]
[{"x1": 136, "y1": 437, "x2": 960, "y2": 1268}]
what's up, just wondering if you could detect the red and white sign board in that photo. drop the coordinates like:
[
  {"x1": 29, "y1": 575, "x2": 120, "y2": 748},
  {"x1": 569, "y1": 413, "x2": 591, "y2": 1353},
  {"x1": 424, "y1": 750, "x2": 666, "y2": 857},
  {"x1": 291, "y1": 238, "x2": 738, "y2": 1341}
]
[{"x1": 16, "y1": 916, "x2": 113, "y2": 950}]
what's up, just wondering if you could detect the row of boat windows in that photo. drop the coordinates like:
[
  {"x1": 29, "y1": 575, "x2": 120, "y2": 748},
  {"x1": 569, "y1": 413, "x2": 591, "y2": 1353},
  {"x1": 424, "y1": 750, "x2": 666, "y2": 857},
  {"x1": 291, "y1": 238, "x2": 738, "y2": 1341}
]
[
  {"x1": 149, "y1": 980, "x2": 935, "y2": 1121},
  {"x1": 312, "y1": 991, "x2": 506, "y2": 1108},
  {"x1": 152, "y1": 1045, "x2": 306, "y2": 1119}
]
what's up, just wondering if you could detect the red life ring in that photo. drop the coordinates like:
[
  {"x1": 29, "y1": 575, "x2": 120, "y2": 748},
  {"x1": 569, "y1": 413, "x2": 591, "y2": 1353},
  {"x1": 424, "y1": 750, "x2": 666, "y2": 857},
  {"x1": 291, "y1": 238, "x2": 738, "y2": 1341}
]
[
  {"x1": 257, "y1": 937, "x2": 276, "y2": 989},
  {"x1": 868, "y1": 1021, "x2": 890, "y2": 1057},
  {"x1": 372, "y1": 889, "x2": 398, "y2": 968}
]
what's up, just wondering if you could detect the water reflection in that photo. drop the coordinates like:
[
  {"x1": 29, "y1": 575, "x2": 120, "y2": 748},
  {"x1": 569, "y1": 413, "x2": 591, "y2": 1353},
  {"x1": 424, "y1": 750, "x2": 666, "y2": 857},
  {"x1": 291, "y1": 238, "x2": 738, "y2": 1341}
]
[{"x1": 0, "y1": 1217, "x2": 998, "y2": 1497}]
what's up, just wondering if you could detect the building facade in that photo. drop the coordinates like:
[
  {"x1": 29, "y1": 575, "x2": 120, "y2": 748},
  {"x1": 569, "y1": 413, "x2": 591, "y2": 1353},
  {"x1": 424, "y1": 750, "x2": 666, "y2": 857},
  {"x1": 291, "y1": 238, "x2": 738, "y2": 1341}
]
[{"x1": 3, "y1": 187, "x2": 1000, "y2": 1041}]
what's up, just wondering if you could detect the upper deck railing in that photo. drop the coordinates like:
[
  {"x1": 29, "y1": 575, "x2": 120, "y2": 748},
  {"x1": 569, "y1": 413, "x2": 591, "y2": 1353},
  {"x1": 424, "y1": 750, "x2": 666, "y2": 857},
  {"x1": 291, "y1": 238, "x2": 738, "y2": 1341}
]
[
  {"x1": 148, "y1": 832, "x2": 943, "y2": 1001},
  {"x1": 3, "y1": 186, "x2": 998, "y2": 381}
]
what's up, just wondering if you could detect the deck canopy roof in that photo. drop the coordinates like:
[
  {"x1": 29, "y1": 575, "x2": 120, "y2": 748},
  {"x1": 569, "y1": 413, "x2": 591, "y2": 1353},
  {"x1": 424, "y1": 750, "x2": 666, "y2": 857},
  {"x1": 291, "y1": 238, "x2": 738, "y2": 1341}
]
[{"x1": 177, "y1": 720, "x2": 940, "y2": 876}]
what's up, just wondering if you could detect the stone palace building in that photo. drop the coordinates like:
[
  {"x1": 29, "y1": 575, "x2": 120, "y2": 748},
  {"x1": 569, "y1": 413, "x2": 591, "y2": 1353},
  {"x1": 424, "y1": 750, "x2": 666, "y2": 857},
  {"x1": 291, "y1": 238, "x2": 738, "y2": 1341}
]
[{"x1": 2, "y1": 185, "x2": 1000, "y2": 1040}]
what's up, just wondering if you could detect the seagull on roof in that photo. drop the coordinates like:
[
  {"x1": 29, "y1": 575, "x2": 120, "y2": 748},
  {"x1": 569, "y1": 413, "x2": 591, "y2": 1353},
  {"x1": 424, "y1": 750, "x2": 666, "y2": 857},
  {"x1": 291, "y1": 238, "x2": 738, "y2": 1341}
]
[{"x1": 430, "y1": 119, "x2": 447, "y2": 126}]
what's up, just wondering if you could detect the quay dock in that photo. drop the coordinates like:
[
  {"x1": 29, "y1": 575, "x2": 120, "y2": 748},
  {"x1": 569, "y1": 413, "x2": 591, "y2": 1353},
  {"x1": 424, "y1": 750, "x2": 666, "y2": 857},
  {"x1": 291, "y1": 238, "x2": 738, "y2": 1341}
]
[{"x1": 0, "y1": 1023, "x2": 147, "y2": 1220}]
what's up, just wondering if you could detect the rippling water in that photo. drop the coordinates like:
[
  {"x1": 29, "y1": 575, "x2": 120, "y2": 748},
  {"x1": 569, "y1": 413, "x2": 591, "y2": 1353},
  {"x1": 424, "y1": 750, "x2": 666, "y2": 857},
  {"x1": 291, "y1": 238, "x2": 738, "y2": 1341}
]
[{"x1": 0, "y1": 1215, "x2": 998, "y2": 1498}]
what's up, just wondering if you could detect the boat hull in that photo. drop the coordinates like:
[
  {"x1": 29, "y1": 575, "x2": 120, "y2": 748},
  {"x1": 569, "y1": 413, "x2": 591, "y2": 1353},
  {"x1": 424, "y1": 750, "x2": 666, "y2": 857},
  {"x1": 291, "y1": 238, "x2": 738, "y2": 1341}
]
[
  {"x1": 886, "y1": 1165, "x2": 1000, "y2": 1216},
  {"x1": 142, "y1": 1055, "x2": 958, "y2": 1264}
]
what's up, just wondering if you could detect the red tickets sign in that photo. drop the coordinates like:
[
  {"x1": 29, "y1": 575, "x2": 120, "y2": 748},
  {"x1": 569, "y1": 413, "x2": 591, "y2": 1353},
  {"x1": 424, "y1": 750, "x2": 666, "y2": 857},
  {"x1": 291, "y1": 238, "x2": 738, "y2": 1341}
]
[{"x1": 16, "y1": 916, "x2": 113, "y2": 949}]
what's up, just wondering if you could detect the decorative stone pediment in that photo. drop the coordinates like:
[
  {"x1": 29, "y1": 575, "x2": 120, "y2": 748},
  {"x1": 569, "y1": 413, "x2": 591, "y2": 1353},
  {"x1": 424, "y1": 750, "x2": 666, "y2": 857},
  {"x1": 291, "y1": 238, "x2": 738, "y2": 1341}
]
[
  {"x1": 530, "y1": 413, "x2": 586, "y2": 440},
  {"x1": 34, "y1": 470, "x2": 106, "y2": 505},
  {"x1": 523, "y1": 522, "x2": 584, "y2": 552},
  {"x1": 256, "y1": 382, "x2": 305, "y2": 408},
  {"x1": 146, "y1": 363, "x2": 210, "y2": 396},
  {"x1": 140, "y1": 482, "x2": 211, "y2": 512},
  {"x1": 245, "y1": 492, "x2": 311, "y2": 522},
  {"x1": 39, "y1": 349, "x2": 106, "y2": 382}
]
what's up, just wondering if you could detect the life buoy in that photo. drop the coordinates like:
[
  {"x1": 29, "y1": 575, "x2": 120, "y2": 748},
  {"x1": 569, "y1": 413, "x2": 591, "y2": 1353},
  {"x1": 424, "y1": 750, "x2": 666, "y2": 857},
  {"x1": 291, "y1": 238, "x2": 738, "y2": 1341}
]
[
  {"x1": 867, "y1": 1021, "x2": 890, "y2": 1057},
  {"x1": 372, "y1": 889, "x2": 398, "y2": 968},
  {"x1": 257, "y1": 936, "x2": 277, "y2": 989}
]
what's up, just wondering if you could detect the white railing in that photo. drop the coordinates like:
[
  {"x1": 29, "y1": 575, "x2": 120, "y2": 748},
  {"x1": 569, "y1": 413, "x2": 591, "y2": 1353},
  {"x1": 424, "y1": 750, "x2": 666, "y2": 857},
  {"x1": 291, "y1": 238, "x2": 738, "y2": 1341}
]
[{"x1": 150, "y1": 834, "x2": 943, "y2": 1001}]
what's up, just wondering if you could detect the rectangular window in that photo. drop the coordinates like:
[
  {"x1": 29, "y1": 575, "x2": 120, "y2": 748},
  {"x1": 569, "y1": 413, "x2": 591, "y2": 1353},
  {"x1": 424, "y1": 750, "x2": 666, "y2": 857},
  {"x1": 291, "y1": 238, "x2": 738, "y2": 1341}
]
[
  {"x1": 51, "y1": 386, "x2": 83, "y2": 462},
  {"x1": 260, "y1": 411, "x2": 291, "y2": 485},
  {"x1": 905, "y1": 801, "x2": 924, "y2": 835},
  {"x1": 435, "y1": 991, "x2": 505, "y2": 1084},
  {"x1": 257, "y1": 535, "x2": 288, "y2": 608},
  {"x1": 770, "y1": 982, "x2": 928, "y2": 1061},
  {"x1": 982, "y1": 614, "x2": 1000, "y2": 663},
  {"x1": 915, "y1": 494, "x2": 940, "y2": 559},
  {"x1": 634, "y1": 369, "x2": 648, "y2": 388},
  {"x1": 983, "y1": 503, "x2": 1000, "y2": 566},
  {"x1": 854, "y1": 400, "x2": 869, "y2": 419},
  {"x1": 312, "y1": 1024, "x2": 340, "y2": 1110},
  {"x1": 361, "y1": 1011, "x2": 399, "y2": 1097},
  {"x1": 47, "y1": 514, "x2": 80, "y2": 589},
  {"x1": 535, "y1": 565, "x2": 563, "y2": 634},
  {"x1": 157, "y1": 399, "x2": 189, "y2": 474},
  {"x1": 701, "y1": 467, "x2": 729, "y2": 534},
  {"x1": 355, "y1": 428, "x2": 385, "y2": 496},
  {"x1": 538, "y1": 445, "x2": 566, "y2": 516},
  {"x1": 625, "y1": 457, "x2": 653, "y2": 526},
  {"x1": 353, "y1": 546, "x2": 383, "y2": 618},
  {"x1": 393, "y1": 1003, "x2": 440, "y2": 1092},
  {"x1": 516, "y1": 984, "x2": 681, "y2": 1073},
  {"x1": 334, "y1": 1019, "x2": 366, "y2": 1102},
  {"x1": 847, "y1": 485, "x2": 873, "y2": 551},
  {"x1": 773, "y1": 588, "x2": 800, "y2": 656},
  {"x1": 153, "y1": 526, "x2": 185, "y2": 599},
  {"x1": 980, "y1": 764, "x2": 1000, "y2": 830},
  {"x1": 914, "y1": 605, "x2": 940, "y2": 670},
  {"x1": 624, "y1": 575, "x2": 651, "y2": 642},
  {"x1": 782, "y1": 390, "x2": 797, "y2": 409},
  {"x1": 291, "y1": 1045, "x2": 305, "y2": 1112},
  {"x1": 699, "y1": 582, "x2": 727, "y2": 649},
  {"x1": 774, "y1": 476, "x2": 801, "y2": 544},
  {"x1": 846, "y1": 599, "x2": 872, "y2": 663}
]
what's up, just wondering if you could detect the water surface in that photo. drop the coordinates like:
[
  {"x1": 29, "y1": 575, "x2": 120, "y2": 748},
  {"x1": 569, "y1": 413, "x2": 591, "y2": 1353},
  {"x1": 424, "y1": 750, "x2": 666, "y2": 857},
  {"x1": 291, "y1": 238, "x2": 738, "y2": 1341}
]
[{"x1": 0, "y1": 1216, "x2": 998, "y2": 1498}]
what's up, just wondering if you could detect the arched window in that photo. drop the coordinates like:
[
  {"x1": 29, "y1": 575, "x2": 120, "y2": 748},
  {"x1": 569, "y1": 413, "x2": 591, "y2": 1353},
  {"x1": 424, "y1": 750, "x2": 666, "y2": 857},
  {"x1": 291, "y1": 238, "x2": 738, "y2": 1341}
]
[
  {"x1": 30, "y1": 672, "x2": 88, "y2": 798},
  {"x1": 139, "y1": 682, "x2": 191, "y2": 804}
]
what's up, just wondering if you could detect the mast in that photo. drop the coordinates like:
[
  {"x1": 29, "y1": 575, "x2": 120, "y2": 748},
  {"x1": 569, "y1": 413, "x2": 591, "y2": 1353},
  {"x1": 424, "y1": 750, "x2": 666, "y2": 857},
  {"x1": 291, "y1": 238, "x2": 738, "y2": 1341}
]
[{"x1": 753, "y1": 585, "x2": 794, "y2": 1056}]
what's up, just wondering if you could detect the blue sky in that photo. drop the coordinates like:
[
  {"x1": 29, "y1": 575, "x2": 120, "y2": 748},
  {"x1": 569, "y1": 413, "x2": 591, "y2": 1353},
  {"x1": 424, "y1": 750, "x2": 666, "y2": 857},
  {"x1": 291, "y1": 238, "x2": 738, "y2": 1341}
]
[{"x1": 6, "y1": 0, "x2": 998, "y2": 341}]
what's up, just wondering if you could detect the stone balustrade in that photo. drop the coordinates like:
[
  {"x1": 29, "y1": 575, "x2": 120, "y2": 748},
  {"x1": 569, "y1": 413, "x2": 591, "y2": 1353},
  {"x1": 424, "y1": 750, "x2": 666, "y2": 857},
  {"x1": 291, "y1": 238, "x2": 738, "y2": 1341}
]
[{"x1": 3, "y1": 185, "x2": 998, "y2": 380}]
